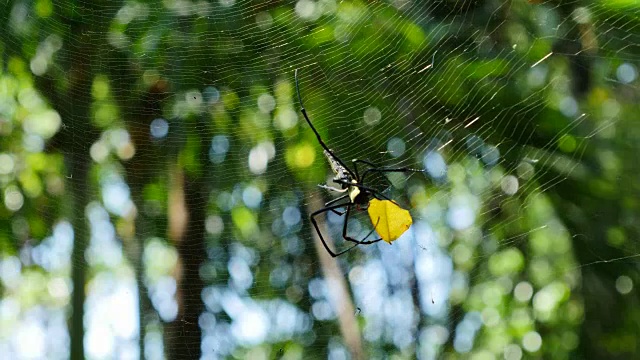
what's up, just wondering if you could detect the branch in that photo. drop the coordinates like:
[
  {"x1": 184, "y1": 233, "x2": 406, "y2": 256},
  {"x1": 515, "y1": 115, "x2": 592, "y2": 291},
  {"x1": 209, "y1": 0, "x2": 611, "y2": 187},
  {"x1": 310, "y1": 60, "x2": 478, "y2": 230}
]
[{"x1": 307, "y1": 192, "x2": 365, "y2": 360}]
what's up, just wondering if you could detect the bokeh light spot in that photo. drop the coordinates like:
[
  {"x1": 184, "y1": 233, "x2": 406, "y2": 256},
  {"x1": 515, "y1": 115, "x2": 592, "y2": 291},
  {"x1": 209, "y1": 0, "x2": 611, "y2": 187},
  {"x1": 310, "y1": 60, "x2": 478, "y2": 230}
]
[
  {"x1": 387, "y1": 137, "x2": 406, "y2": 158},
  {"x1": 522, "y1": 331, "x2": 542, "y2": 352},
  {"x1": 514, "y1": 282, "x2": 534, "y2": 302},
  {"x1": 150, "y1": 118, "x2": 169, "y2": 139},
  {"x1": 501, "y1": 175, "x2": 519, "y2": 195},
  {"x1": 364, "y1": 107, "x2": 381, "y2": 125},
  {"x1": 616, "y1": 63, "x2": 637, "y2": 84},
  {"x1": 615, "y1": 275, "x2": 633, "y2": 295}
]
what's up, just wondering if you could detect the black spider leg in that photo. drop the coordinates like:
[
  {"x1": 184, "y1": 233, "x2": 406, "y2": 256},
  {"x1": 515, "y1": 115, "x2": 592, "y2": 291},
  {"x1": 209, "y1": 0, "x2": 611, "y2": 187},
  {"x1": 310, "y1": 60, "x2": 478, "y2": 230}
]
[
  {"x1": 311, "y1": 202, "x2": 359, "y2": 257},
  {"x1": 361, "y1": 166, "x2": 424, "y2": 204},
  {"x1": 353, "y1": 158, "x2": 420, "y2": 176},
  {"x1": 331, "y1": 179, "x2": 401, "y2": 207},
  {"x1": 352, "y1": 157, "x2": 423, "y2": 178},
  {"x1": 360, "y1": 166, "x2": 424, "y2": 185},
  {"x1": 342, "y1": 205, "x2": 382, "y2": 245},
  {"x1": 352, "y1": 159, "x2": 377, "y2": 180},
  {"x1": 324, "y1": 193, "x2": 348, "y2": 216},
  {"x1": 352, "y1": 158, "x2": 423, "y2": 193},
  {"x1": 294, "y1": 69, "x2": 356, "y2": 179},
  {"x1": 364, "y1": 217, "x2": 382, "y2": 242},
  {"x1": 310, "y1": 202, "x2": 383, "y2": 257}
]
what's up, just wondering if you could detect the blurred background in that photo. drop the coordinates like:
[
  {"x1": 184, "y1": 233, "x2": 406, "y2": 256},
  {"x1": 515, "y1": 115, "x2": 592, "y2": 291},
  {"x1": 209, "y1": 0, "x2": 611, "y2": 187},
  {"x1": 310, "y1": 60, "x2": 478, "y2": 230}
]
[{"x1": 0, "y1": 0, "x2": 638, "y2": 359}]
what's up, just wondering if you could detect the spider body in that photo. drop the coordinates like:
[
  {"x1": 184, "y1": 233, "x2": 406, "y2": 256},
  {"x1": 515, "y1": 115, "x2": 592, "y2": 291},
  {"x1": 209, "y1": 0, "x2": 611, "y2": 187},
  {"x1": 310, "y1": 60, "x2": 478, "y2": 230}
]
[
  {"x1": 322, "y1": 150, "x2": 369, "y2": 205},
  {"x1": 295, "y1": 69, "x2": 423, "y2": 257},
  {"x1": 324, "y1": 149, "x2": 350, "y2": 186},
  {"x1": 349, "y1": 186, "x2": 367, "y2": 208}
]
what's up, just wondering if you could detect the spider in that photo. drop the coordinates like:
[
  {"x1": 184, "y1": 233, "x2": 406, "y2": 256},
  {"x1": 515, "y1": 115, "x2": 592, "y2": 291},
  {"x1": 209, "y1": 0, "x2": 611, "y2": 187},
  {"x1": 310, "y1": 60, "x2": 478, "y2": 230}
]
[{"x1": 295, "y1": 69, "x2": 423, "y2": 257}]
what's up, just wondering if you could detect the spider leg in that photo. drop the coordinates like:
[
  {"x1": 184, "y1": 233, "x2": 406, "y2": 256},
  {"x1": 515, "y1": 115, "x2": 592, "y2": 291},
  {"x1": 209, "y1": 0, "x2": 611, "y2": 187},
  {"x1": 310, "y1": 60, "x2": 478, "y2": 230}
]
[
  {"x1": 351, "y1": 159, "x2": 392, "y2": 181},
  {"x1": 332, "y1": 179, "x2": 397, "y2": 203},
  {"x1": 332, "y1": 178, "x2": 405, "y2": 209},
  {"x1": 317, "y1": 184, "x2": 348, "y2": 193},
  {"x1": 354, "y1": 159, "x2": 423, "y2": 180},
  {"x1": 352, "y1": 158, "x2": 377, "y2": 169},
  {"x1": 360, "y1": 166, "x2": 424, "y2": 207},
  {"x1": 324, "y1": 194, "x2": 349, "y2": 216},
  {"x1": 310, "y1": 202, "x2": 361, "y2": 257},
  {"x1": 361, "y1": 166, "x2": 424, "y2": 185},
  {"x1": 351, "y1": 159, "x2": 365, "y2": 181},
  {"x1": 359, "y1": 216, "x2": 382, "y2": 243},
  {"x1": 341, "y1": 204, "x2": 383, "y2": 245},
  {"x1": 294, "y1": 69, "x2": 356, "y2": 179}
]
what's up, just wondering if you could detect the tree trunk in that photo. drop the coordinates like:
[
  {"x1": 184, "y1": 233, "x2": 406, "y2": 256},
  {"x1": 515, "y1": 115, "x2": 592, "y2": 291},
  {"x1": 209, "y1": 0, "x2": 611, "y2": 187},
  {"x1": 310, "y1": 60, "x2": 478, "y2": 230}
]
[
  {"x1": 68, "y1": 153, "x2": 91, "y2": 360},
  {"x1": 55, "y1": 38, "x2": 97, "y2": 360},
  {"x1": 119, "y1": 80, "x2": 171, "y2": 358},
  {"x1": 167, "y1": 146, "x2": 208, "y2": 359},
  {"x1": 307, "y1": 193, "x2": 365, "y2": 360}
]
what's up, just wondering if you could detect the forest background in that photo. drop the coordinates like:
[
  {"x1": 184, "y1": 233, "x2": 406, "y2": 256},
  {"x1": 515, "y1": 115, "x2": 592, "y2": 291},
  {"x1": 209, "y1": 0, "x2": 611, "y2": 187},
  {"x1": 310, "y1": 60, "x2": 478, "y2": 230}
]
[{"x1": 0, "y1": 0, "x2": 639, "y2": 359}]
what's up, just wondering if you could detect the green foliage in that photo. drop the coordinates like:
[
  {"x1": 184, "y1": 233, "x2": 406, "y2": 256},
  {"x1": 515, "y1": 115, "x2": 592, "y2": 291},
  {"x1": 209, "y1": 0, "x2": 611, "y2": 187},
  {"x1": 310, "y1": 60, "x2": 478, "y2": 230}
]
[{"x1": 0, "y1": 0, "x2": 639, "y2": 359}]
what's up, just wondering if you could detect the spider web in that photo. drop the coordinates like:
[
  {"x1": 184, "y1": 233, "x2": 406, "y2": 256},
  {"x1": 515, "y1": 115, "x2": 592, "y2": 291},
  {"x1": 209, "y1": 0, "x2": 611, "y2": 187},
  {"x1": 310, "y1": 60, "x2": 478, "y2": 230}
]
[{"x1": 0, "y1": 0, "x2": 639, "y2": 359}]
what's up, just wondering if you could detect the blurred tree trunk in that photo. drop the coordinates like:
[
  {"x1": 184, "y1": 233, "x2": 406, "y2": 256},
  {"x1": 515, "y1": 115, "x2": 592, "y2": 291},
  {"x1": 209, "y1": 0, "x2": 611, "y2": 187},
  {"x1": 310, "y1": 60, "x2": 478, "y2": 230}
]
[
  {"x1": 67, "y1": 138, "x2": 92, "y2": 360},
  {"x1": 167, "y1": 135, "x2": 208, "y2": 359},
  {"x1": 59, "y1": 42, "x2": 98, "y2": 360},
  {"x1": 119, "y1": 80, "x2": 171, "y2": 358},
  {"x1": 34, "y1": 31, "x2": 99, "y2": 360},
  {"x1": 35, "y1": 64, "x2": 95, "y2": 360},
  {"x1": 33, "y1": 4, "x2": 110, "y2": 357},
  {"x1": 551, "y1": 166, "x2": 640, "y2": 359},
  {"x1": 307, "y1": 193, "x2": 364, "y2": 360}
]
